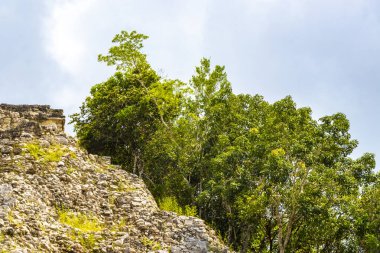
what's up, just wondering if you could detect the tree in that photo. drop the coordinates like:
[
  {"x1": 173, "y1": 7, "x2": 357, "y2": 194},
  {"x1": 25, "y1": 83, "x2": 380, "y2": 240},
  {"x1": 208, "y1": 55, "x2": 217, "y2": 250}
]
[
  {"x1": 72, "y1": 30, "x2": 377, "y2": 253},
  {"x1": 355, "y1": 172, "x2": 380, "y2": 252},
  {"x1": 232, "y1": 99, "x2": 376, "y2": 252},
  {"x1": 71, "y1": 31, "x2": 183, "y2": 179}
]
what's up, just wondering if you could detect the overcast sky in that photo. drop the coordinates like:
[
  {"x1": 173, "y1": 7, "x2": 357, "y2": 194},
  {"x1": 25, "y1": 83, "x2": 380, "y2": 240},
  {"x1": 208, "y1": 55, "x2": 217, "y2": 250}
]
[{"x1": 0, "y1": 0, "x2": 379, "y2": 168}]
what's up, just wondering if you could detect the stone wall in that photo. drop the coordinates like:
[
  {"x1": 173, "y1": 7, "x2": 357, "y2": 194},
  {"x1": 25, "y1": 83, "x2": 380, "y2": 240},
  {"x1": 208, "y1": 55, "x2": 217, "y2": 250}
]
[{"x1": 0, "y1": 104, "x2": 65, "y2": 138}]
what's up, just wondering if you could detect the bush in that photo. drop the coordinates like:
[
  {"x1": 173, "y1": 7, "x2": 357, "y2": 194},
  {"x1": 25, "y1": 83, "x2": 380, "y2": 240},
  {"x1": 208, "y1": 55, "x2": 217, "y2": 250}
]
[{"x1": 159, "y1": 196, "x2": 197, "y2": 217}]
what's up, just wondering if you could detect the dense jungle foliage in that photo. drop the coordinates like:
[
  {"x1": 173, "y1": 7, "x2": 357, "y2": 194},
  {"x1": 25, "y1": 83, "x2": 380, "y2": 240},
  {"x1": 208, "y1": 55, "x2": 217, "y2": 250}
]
[{"x1": 71, "y1": 31, "x2": 379, "y2": 252}]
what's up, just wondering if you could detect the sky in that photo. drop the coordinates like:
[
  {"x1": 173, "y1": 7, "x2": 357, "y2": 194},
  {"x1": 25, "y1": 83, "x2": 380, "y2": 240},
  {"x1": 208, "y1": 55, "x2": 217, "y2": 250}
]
[{"x1": 0, "y1": 0, "x2": 379, "y2": 169}]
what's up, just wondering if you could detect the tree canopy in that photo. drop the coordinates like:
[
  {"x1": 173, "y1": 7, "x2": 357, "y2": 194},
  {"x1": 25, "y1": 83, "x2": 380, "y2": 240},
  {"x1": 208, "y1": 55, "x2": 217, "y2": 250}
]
[{"x1": 71, "y1": 30, "x2": 379, "y2": 253}]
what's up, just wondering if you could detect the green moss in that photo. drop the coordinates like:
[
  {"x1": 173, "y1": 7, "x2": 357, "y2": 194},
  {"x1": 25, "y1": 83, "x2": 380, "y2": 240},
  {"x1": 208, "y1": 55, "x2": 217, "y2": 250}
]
[
  {"x1": 6, "y1": 210, "x2": 15, "y2": 224},
  {"x1": 0, "y1": 232, "x2": 5, "y2": 243},
  {"x1": 13, "y1": 159, "x2": 24, "y2": 168},
  {"x1": 66, "y1": 167, "x2": 76, "y2": 175},
  {"x1": 79, "y1": 233, "x2": 97, "y2": 249},
  {"x1": 24, "y1": 142, "x2": 65, "y2": 163},
  {"x1": 68, "y1": 230, "x2": 99, "y2": 250},
  {"x1": 58, "y1": 209, "x2": 103, "y2": 250},
  {"x1": 6, "y1": 210, "x2": 23, "y2": 227},
  {"x1": 68, "y1": 230, "x2": 98, "y2": 250},
  {"x1": 68, "y1": 151, "x2": 77, "y2": 159},
  {"x1": 110, "y1": 217, "x2": 128, "y2": 232},
  {"x1": 57, "y1": 209, "x2": 102, "y2": 232},
  {"x1": 38, "y1": 221, "x2": 46, "y2": 232},
  {"x1": 141, "y1": 236, "x2": 162, "y2": 250},
  {"x1": 94, "y1": 166, "x2": 105, "y2": 173},
  {"x1": 108, "y1": 195, "x2": 116, "y2": 205},
  {"x1": 116, "y1": 180, "x2": 136, "y2": 192}
]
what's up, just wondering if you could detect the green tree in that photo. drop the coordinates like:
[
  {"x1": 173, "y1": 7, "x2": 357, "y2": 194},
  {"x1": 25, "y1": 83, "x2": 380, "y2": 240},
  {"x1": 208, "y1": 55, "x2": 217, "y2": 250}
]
[
  {"x1": 233, "y1": 100, "x2": 376, "y2": 252},
  {"x1": 355, "y1": 172, "x2": 380, "y2": 252},
  {"x1": 72, "y1": 30, "x2": 377, "y2": 253},
  {"x1": 71, "y1": 31, "x2": 183, "y2": 178}
]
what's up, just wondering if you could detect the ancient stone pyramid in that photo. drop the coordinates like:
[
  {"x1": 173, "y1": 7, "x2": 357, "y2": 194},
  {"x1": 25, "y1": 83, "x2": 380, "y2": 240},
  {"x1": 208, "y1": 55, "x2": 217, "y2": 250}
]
[{"x1": 0, "y1": 104, "x2": 231, "y2": 253}]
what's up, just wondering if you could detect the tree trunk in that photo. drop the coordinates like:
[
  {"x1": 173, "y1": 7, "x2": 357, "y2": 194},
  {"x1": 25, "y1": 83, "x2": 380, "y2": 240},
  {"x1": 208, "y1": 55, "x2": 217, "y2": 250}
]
[
  {"x1": 276, "y1": 204, "x2": 285, "y2": 253},
  {"x1": 266, "y1": 221, "x2": 273, "y2": 253}
]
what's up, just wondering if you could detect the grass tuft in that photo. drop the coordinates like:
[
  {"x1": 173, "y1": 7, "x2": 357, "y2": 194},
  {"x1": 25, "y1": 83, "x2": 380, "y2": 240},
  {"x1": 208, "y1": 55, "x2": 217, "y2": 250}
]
[
  {"x1": 24, "y1": 143, "x2": 65, "y2": 163},
  {"x1": 57, "y1": 209, "x2": 102, "y2": 232}
]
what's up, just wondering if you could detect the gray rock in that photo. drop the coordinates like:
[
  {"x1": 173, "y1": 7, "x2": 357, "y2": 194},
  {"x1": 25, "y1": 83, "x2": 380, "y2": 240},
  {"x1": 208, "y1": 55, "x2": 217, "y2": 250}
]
[
  {"x1": 55, "y1": 136, "x2": 68, "y2": 145},
  {"x1": 0, "y1": 145, "x2": 13, "y2": 154},
  {"x1": 39, "y1": 140, "x2": 50, "y2": 148},
  {"x1": 20, "y1": 132, "x2": 33, "y2": 138},
  {"x1": 12, "y1": 147, "x2": 22, "y2": 155}
]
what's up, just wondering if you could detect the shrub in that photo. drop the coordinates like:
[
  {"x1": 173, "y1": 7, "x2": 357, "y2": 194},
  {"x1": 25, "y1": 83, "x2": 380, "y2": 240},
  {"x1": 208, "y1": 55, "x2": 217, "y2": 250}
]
[{"x1": 159, "y1": 196, "x2": 197, "y2": 217}]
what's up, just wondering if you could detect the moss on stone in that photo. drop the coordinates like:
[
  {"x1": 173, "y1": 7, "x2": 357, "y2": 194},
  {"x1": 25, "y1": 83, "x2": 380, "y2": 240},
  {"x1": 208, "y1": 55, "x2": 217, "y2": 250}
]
[{"x1": 57, "y1": 209, "x2": 102, "y2": 233}]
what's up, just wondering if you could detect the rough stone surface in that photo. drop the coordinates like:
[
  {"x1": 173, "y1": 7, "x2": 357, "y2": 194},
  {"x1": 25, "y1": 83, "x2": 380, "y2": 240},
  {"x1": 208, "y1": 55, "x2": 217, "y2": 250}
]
[
  {"x1": 0, "y1": 105, "x2": 231, "y2": 253},
  {"x1": 0, "y1": 104, "x2": 65, "y2": 138}
]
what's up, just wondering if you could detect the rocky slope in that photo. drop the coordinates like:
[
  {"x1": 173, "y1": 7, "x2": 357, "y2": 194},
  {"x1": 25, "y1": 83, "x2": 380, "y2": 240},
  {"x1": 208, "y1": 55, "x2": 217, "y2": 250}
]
[{"x1": 0, "y1": 104, "x2": 231, "y2": 253}]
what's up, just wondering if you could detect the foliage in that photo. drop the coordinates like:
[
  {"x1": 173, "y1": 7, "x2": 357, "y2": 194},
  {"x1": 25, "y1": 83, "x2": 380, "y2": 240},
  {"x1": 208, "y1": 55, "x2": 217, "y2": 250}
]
[
  {"x1": 158, "y1": 196, "x2": 197, "y2": 217},
  {"x1": 71, "y1": 30, "x2": 184, "y2": 181},
  {"x1": 72, "y1": 30, "x2": 378, "y2": 252},
  {"x1": 354, "y1": 173, "x2": 380, "y2": 252}
]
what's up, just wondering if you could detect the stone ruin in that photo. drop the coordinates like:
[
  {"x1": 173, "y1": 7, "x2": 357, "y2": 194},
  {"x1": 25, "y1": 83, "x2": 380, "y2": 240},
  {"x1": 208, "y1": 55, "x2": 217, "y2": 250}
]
[
  {"x1": 0, "y1": 104, "x2": 232, "y2": 252},
  {"x1": 0, "y1": 104, "x2": 65, "y2": 138}
]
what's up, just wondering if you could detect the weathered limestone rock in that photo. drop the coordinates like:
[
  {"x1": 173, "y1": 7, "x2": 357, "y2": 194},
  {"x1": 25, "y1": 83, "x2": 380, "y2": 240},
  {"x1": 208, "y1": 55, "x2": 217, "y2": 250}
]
[
  {"x1": 0, "y1": 104, "x2": 65, "y2": 138},
  {"x1": 0, "y1": 104, "x2": 231, "y2": 253}
]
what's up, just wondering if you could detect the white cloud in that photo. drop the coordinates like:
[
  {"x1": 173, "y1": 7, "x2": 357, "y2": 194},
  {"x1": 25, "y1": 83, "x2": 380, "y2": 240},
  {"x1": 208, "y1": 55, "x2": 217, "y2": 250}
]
[
  {"x1": 43, "y1": 0, "x2": 98, "y2": 75},
  {"x1": 43, "y1": 0, "x2": 210, "y2": 79},
  {"x1": 41, "y1": 0, "x2": 210, "y2": 134}
]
